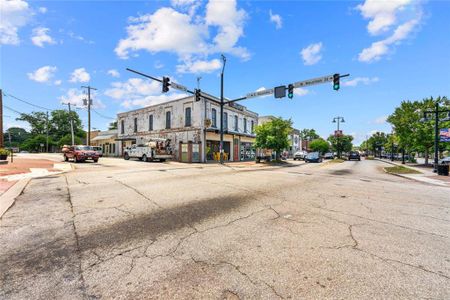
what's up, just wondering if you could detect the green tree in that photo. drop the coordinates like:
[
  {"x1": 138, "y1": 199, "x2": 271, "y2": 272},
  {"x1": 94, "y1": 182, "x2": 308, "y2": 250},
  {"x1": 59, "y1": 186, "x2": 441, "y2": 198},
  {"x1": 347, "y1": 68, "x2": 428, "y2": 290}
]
[
  {"x1": 327, "y1": 134, "x2": 353, "y2": 157},
  {"x1": 108, "y1": 121, "x2": 118, "y2": 130},
  {"x1": 367, "y1": 132, "x2": 388, "y2": 157},
  {"x1": 49, "y1": 109, "x2": 84, "y2": 141},
  {"x1": 16, "y1": 111, "x2": 48, "y2": 135},
  {"x1": 4, "y1": 127, "x2": 30, "y2": 147},
  {"x1": 20, "y1": 134, "x2": 56, "y2": 152},
  {"x1": 300, "y1": 128, "x2": 320, "y2": 141},
  {"x1": 255, "y1": 117, "x2": 292, "y2": 160},
  {"x1": 309, "y1": 138, "x2": 329, "y2": 154},
  {"x1": 58, "y1": 134, "x2": 83, "y2": 147}
]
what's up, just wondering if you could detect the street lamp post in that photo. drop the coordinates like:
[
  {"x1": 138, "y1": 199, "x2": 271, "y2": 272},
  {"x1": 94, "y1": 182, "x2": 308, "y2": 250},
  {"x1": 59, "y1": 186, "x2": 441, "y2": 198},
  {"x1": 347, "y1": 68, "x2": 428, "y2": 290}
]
[
  {"x1": 332, "y1": 116, "x2": 345, "y2": 158},
  {"x1": 419, "y1": 102, "x2": 450, "y2": 172},
  {"x1": 219, "y1": 54, "x2": 226, "y2": 164}
]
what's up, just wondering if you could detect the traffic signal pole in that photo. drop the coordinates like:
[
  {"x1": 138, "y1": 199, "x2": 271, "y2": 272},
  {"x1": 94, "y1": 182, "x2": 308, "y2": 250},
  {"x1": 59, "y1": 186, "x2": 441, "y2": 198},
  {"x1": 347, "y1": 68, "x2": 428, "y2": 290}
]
[{"x1": 220, "y1": 55, "x2": 226, "y2": 164}]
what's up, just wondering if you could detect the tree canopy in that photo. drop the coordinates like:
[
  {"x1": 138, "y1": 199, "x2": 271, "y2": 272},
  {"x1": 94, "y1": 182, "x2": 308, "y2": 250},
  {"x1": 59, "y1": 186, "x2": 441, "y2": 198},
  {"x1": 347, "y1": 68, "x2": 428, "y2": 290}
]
[
  {"x1": 300, "y1": 128, "x2": 320, "y2": 141},
  {"x1": 309, "y1": 138, "x2": 329, "y2": 154},
  {"x1": 255, "y1": 117, "x2": 292, "y2": 159},
  {"x1": 327, "y1": 134, "x2": 353, "y2": 156}
]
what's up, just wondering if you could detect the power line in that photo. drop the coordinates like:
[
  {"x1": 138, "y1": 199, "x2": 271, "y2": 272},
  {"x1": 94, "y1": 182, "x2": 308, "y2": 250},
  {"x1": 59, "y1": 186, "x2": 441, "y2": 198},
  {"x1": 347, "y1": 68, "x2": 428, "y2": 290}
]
[
  {"x1": 3, "y1": 105, "x2": 24, "y2": 115},
  {"x1": 2, "y1": 90, "x2": 55, "y2": 111},
  {"x1": 92, "y1": 109, "x2": 116, "y2": 120}
]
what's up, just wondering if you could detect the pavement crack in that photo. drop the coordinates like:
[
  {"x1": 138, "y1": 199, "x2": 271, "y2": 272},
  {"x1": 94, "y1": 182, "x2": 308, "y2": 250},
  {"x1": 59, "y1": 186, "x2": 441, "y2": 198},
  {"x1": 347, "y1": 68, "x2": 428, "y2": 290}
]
[
  {"x1": 64, "y1": 174, "x2": 88, "y2": 299},
  {"x1": 85, "y1": 245, "x2": 143, "y2": 270},
  {"x1": 114, "y1": 179, "x2": 162, "y2": 209}
]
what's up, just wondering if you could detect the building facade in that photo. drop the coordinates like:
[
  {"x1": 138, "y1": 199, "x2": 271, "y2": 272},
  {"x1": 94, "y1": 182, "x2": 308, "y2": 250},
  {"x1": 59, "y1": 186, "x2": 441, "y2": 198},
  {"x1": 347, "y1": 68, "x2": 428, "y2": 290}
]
[
  {"x1": 116, "y1": 95, "x2": 258, "y2": 163},
  {"x1": 91, "y1": 130, "x2": 119, "y2": 157}
]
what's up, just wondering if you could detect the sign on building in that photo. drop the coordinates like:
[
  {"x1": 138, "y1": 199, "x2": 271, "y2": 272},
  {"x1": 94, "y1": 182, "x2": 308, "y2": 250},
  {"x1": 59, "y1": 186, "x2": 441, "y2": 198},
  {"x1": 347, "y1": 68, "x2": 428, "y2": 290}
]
[{"x1": 440, "y1": 128, "x2": 450, "y2": 142}]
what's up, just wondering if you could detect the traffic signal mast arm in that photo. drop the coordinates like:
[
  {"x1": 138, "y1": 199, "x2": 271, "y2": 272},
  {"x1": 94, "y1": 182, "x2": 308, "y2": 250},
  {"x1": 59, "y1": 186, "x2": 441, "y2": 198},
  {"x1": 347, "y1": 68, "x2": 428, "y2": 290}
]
[
  {"x1": 126, "y1": 68, "x2": 222, "y2": 105},
  {"x1": 228, "y1": 73, "x2": 350, "y2": 103}
]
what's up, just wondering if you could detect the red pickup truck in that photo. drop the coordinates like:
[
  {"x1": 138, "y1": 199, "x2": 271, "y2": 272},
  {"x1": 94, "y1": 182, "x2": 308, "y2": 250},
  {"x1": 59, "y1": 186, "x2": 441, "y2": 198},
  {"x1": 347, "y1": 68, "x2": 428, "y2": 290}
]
[{"x1": 63, "y1": 145, "x2": 99, "y2": 163}]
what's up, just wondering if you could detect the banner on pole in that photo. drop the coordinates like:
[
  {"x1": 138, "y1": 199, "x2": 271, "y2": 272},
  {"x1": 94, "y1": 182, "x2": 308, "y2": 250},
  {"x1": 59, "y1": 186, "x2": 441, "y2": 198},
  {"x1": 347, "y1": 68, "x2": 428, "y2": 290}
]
[{"x1": 440, "y1": 128, "x2": 450, "y2": 142}]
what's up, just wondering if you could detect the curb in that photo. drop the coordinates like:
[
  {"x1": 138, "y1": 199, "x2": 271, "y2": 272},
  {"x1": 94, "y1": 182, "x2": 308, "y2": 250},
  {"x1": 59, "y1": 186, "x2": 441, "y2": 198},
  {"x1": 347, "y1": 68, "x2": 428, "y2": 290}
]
[
  {"x1": 0, "y1": 178, "x2": 31, "y2": 219},
  {"x1": 382, "y1": 167, "x2": 448, "y2": 187}
]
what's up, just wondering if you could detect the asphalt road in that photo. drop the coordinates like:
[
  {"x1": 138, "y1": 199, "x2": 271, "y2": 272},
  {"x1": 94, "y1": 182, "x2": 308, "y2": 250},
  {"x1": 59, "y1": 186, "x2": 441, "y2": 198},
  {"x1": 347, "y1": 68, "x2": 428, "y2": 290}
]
[{"x1": 1, "y1": 157, "x2": 449, "y2": 299}]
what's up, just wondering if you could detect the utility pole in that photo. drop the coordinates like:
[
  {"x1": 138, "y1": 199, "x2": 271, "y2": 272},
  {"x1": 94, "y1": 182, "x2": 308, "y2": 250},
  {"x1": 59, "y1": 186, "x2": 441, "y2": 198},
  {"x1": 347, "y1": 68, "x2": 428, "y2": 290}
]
[
  {"x1": 0, "y1": 89, "x2": 3, "y2": 148},
  {"x1": 220, "y1": 54, "x2": 226, "y2": 164},
  {"x1": 63, "y1": 102, "x2": 75, "y2": 145},
  {"x1": 46, "y1": 111, "x2": 49, "y2": 152},
  {"x1": 81, "y1": 85, "x2": 97, "y2": 146}
]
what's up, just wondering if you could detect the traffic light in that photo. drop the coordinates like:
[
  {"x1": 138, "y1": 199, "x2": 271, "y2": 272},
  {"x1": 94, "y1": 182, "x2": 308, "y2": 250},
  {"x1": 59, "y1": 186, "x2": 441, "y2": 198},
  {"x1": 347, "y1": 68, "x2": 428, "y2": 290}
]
[
  {"x1": 288, "y1": 84, "x2": 294, "y2": 99},
  {"x1": 333, "y1": 73, "x2": 340, "y2": 91},
  {"x1": 195, "y1": 89, "x2": 201, "y2": 101},
  {"x1": 162, "y1": 76, "x2": 170, "y2": 93}
]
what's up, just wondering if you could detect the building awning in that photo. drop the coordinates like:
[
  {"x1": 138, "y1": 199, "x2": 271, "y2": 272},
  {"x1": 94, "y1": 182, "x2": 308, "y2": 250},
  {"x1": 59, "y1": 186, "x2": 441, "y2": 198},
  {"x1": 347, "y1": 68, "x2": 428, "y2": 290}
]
[
  {"x1": 114, "y1": 137, "x2": 137, "y2": 142},
  {"x1": 92, "y1": 134, "x2": 116, "y2": 141}
]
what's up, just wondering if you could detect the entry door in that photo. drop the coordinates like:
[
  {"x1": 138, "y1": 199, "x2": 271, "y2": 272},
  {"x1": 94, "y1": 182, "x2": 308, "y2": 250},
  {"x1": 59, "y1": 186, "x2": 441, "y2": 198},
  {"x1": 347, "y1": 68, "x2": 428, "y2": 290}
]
[{"x1": 233, "y1": 139, "x2": 239, "y2": 161}]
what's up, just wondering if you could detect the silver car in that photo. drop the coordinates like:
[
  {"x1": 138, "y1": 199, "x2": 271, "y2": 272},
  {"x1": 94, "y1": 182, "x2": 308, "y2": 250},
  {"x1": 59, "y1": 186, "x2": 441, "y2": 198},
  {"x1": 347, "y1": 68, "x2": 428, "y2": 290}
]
[
  {"x1": 438, "y1": 157, "x2": 450, "y2": 165},
  {"x1": 293, "y1": 151, "x2": 307, "y2": 160}
]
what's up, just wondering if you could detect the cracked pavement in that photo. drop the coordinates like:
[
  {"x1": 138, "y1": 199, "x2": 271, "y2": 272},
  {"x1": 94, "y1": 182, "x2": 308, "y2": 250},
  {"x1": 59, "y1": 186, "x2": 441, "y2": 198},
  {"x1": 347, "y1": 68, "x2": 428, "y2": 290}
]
[{"x1": 0, "y1": 157, "x2": 449, "y2": 299}]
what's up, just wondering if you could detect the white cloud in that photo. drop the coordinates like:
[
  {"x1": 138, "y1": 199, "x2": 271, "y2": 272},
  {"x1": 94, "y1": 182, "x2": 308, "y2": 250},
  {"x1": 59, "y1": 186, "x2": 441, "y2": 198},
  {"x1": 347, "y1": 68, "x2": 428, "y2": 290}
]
[
  {"x1": 115, "y1": 0, "x2": 249, "y2": 72},
  {"x1": 105, "y1": 77, "x2": 187, "y2": 108},
  {"x1": 69, "y1": 67, "x2": 90, "y2": 83},
  {"x1": 107, "y1": 69, "x2": 120, "y2": 78},
  {"x1": 357, "y1": 0, "x2": 423, "y2": 63},
  {"x1": 300, "y1": 42, "x2": 323, "y2": 65},
  {"x1": 27, "y1": 65, "x2": 57, "y2": 83},
  {"x1": 170, "y1": 0, "x2": 200, "y2": 16},
  {"x1": 358, "y1": 16, "x2": 421, "y2": 62},
  {"x1": 357, "y1": 0, "x2": 412, "y2": 35},
  {"x1": 38, "y1": 6, "x2": 47, "y2": 14},
  {"x1": 115, "y1": 7, "x2": 208, "y2": 59},
  {"x1": 31, "y1": 27, "x2": 55, "y2": 47},
  {"x1": 373, "y1": 115, "x2": 388, "y2": 124},
  {"x1": 294, "y1": 88, "x2": 309, "y2": 96},
  {"x1": 176, "y1": 58, "x2": 221, "y2": 74},
  {"x1": 343, "y1": 76, "x2": 379, "y2": 87},
  {"x1": 54, "y1": 79, "x2": 62, "y2": 86},
  {"x1": 0, "y1": 0, "x2": 31, "y2": 45},
  {"x1": 269, "y1": 10, "x2": 282, "y2": 29}
]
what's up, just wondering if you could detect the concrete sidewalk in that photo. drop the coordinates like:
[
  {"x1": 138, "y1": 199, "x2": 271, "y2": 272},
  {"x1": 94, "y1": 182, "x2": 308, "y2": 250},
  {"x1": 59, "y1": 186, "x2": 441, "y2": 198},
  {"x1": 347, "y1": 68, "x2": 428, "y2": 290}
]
[{"x1": 378, "y1": 158, "x2": 450, "y2": 187}]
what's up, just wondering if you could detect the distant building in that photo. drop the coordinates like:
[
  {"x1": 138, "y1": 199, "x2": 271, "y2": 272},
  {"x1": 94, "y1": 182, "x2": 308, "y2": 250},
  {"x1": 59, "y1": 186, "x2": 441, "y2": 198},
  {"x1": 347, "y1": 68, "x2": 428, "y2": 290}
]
[
  {"x1": 116, "y1": 94, "x2": 258, "y2": 162},
  {"x1": 91, "y1": 130, "x2": 119, "y2": 157}
]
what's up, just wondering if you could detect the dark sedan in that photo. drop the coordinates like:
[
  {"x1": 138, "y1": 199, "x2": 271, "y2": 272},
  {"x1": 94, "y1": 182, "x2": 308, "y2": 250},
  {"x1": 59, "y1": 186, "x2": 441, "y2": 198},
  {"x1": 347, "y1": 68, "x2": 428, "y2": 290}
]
[
  {"x1": 348, "y1": 151, "x2": 361, "y2": 161},
  {"x1": 305, "y1": 152, "x2": 323, "y2": 163}
]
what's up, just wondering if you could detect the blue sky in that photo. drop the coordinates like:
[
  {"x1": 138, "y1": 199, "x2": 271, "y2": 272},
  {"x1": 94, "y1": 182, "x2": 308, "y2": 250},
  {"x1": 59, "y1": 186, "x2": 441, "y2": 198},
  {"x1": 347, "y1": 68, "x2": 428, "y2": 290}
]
[{"x1": 1, "y1": 0, "x2": 450, "y2": 144}]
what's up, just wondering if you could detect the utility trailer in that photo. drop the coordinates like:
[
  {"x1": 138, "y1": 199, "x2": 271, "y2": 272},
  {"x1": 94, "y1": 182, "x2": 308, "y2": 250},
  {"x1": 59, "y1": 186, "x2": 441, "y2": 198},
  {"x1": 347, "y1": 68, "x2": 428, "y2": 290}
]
[{"x1": 123, "y1": 138, "x2": 173, "y2": 162}]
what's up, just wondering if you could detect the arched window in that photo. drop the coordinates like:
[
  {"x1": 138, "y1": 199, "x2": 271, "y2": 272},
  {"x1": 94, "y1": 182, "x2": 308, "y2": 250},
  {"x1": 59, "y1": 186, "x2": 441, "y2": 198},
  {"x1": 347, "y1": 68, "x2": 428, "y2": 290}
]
[
  {"x1": 185, "y1": 107, "x2": 191, "y2": 127},
  {"x1": 120, "y1": 120, "x2": 124, "y2": 134},
  {"x1": 134, "y1": 118, "x2": 138, "y2": 132},
  {"x1": 234, "y1": 115, "x2": 238, "y2": 131},
  {"x1": 244, "y1": 118, "x2": 247, "y2": 133},
  {"x1": 223, "y1": 112, "x2": 228, "y2": 130}
]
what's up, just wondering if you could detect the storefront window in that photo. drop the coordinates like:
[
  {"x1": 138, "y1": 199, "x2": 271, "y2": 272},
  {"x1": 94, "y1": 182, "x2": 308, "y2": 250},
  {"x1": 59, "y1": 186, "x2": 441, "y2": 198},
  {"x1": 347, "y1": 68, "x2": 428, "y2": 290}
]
[{"x1": 240, "y1": 142, "x2": 255, "y2": 161}]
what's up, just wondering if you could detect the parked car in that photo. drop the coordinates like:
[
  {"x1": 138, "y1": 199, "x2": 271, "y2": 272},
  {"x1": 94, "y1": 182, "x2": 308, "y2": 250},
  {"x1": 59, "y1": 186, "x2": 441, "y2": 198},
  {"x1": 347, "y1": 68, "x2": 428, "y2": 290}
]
[
  {"x1": 439, "y1": 157, "x2": 450, "y2": 165},
  {"x1": 293, "y1": 150, "x2": 307, "y2": 160},
  {"x1": 256, "y1": 148, "x2": 273, "y2": 163},
  {"x1": 348, "y1": 151, "x2": 361, "y2": 161},
  {"x1": 92, "y1": 146, "x2": 103, "y2": 157},
  {"x1": 323, "y1": 152, "x2": 334, "y2": 160},
  {"x1": 305, "y1": 152, "x2": 322, "y2": 163},
  {"x1": 63, "y1": 145, "x2": 99, "y2": 163}
]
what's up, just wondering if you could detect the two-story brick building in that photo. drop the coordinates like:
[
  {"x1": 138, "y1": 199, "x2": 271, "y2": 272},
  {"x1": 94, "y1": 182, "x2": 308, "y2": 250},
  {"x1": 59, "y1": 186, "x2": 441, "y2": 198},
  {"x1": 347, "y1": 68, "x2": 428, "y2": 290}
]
[{"x1": 116, "y1": 94, "x2": 258, "y2": 162}]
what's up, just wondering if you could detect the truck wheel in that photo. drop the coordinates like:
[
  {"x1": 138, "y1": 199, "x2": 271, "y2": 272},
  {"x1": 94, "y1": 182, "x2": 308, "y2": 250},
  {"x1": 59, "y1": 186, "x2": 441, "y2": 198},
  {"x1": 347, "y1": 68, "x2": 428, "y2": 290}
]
[
  {"x1": 160, "y1": 159, "x2": 166, "y2": 162},
  {"x1": 75, "y1": 156, "x2": 80, "y2": 163},
  {"x1": 93, "y1": 159, "x2": 98, "y2": 163},
  {"x1": 124, "y1": 153, "x2": 130, "y2": 160},
  {"x1": 64, "y1": 155, "x2": 68, "y2": 162},
  {"x1": 142, "y1": 154, "x2": 148, "y2": 162}
]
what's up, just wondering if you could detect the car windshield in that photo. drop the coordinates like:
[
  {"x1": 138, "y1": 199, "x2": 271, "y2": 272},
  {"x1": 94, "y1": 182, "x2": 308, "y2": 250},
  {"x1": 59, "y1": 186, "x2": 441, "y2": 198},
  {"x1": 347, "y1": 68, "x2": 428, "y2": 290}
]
[
  {"x1": 306, "y1": 152, "x2": 319, "y2": 158},
  {"x1": 75, "y1": 146, "x2": 93, "y2": 151}
]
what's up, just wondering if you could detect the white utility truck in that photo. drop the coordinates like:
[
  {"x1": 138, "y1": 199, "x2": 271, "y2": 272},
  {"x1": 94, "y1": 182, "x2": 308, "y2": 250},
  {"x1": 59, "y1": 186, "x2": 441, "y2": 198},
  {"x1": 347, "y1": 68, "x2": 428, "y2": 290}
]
[{"x1": 123, "y1": 138, "x2": 173, "y2": 162}]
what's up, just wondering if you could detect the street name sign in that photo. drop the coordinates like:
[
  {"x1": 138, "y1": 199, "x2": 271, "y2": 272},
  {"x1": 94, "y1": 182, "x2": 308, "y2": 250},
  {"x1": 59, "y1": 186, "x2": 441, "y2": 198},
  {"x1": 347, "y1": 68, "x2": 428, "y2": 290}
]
[
  {"x1": 170, "y1": 82, "x2": 188, "y2": 92},
  {"x1": 246, "y1": 88, "x2": 274, "y2": 99},
  {"x1": 293, "y1": 75, "x2": 334, "y2": 88}
]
